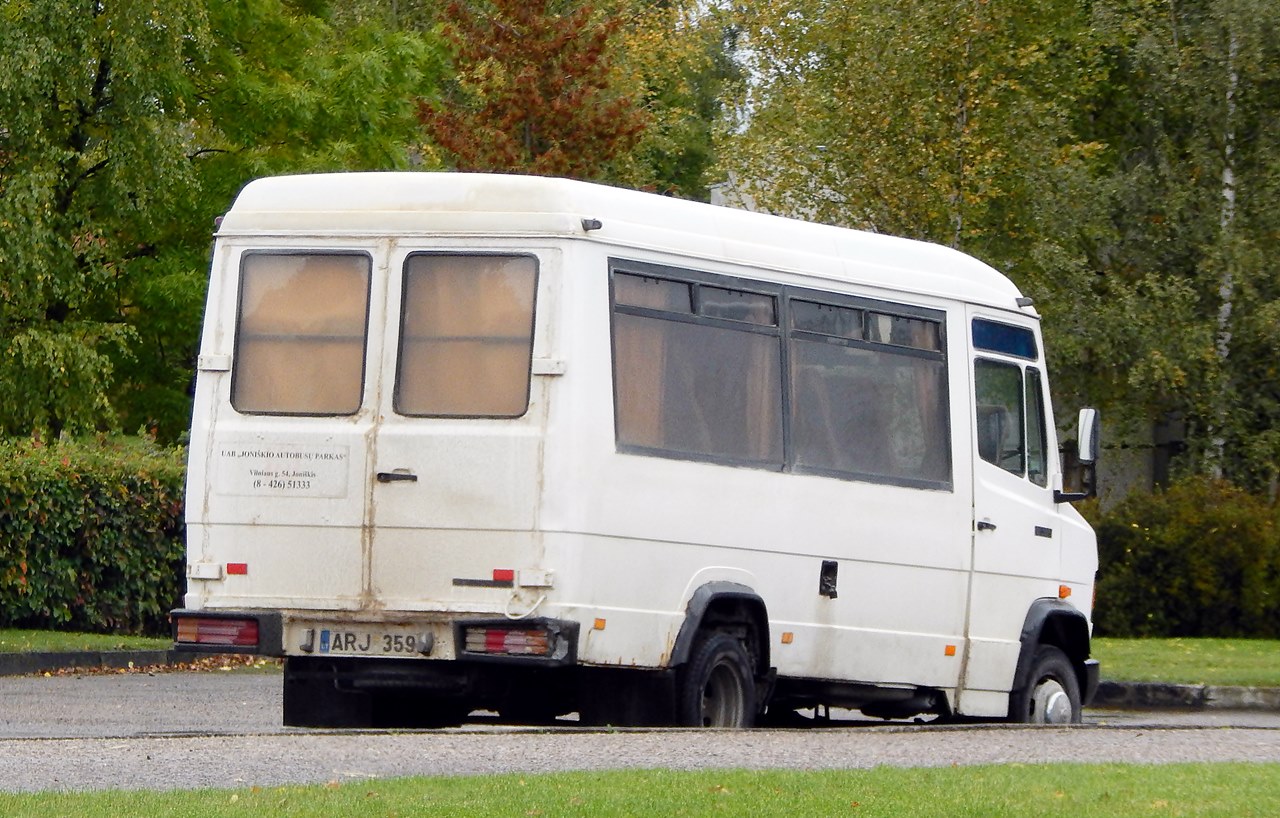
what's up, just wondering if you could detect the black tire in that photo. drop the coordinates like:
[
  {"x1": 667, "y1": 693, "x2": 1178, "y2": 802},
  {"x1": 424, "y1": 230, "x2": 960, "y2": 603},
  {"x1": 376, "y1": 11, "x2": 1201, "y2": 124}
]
[
  {"x1": 1009, "y1": 645, "x2": 1083, "y2": 724},
  {"x1": 677, "y1": 633, "x2": 757, "y2": 728}
]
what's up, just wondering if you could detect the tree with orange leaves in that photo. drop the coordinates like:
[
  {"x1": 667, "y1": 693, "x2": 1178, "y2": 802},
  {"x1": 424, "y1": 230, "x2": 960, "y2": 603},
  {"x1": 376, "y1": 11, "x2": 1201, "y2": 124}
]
[{"x1": 419, "y1": 0, "x2": 649, "y2": 180}]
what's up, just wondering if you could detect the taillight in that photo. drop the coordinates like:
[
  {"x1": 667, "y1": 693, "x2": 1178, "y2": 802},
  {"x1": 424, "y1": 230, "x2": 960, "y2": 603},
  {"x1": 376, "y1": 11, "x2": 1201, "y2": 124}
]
[
  {"x1": 175, "y1": 616, "x2": 259, "y2": 648},
  {"x1": 463, "y1": 626, "x2": 551, "y2": 657}
]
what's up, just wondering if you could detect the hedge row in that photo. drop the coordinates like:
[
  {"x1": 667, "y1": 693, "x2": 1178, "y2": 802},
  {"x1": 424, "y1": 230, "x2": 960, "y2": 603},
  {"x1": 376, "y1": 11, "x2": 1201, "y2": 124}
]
[
  {"x1": 1086, "y1": 478, "x2": 1280, "y2": 638},
  {"x1": 0, "y1": 437, "x2": 186, "y2": 636}
]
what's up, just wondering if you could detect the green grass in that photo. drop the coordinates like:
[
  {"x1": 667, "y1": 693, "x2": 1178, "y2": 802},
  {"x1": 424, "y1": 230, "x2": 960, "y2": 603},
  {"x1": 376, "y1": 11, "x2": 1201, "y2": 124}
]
[
  {"x1": 1, "y1": 764, "x2": 1278, "y2": 817},
  {"x1": 0, "y1": 628, "x2": 171, "y2": 654},
  {"x1": 1093, "y1": 637, "x2": 1280, "y2": 686}
]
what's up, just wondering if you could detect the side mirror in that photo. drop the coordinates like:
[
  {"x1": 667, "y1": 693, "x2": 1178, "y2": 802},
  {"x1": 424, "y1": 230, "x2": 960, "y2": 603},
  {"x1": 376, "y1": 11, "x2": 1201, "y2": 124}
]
[
  {"x1": 1055, "y1": 408, "x2": 1100, "y2": 504},
  {"x1": 1077, "y1": 408, "x2": 1100, "y2": 465}
]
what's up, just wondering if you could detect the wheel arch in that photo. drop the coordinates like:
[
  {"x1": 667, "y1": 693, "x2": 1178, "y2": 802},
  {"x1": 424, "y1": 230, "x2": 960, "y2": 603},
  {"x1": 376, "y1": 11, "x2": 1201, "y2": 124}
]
[
  {"x1": 669, "y1": 581, "x2": 770, "y2": 675},
  {"x1": 1010, "y1": 598, "x2": 1093, "y2": 702}
]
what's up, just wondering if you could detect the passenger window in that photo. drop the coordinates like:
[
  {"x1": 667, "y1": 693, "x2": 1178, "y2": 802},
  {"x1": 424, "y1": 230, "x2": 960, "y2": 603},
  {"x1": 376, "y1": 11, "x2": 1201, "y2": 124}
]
[
  {"x1": 790, "y1": 339, "x2": 950, "y2": 484},
  {"x1": 614, "y1": 274, "x2": 692, "y2": 313},
  {"x1": 232, "y1": 253, "x2": 371, "y2": 415},
  {"x1": 791, "y1": 300, "x2": 862, "y2": 340},
  {"x1": 610, "y1": 263, "x2": 951, "y2": 487},
  {"x1": 395, "y1": 254, "x2": 537, "y2": 417},
  {"x1": 614, "y1": 313, "x2": 784, "y2": 464},
  {"x1": 974, "y1": 359, "x2": 1026, "y2": 475},
  {"x1": 699, "y1": 287, "x2": 776, "y2": 326},
  {"x1": 866, "y1": 313, "x2": 942, "y2": 352}
]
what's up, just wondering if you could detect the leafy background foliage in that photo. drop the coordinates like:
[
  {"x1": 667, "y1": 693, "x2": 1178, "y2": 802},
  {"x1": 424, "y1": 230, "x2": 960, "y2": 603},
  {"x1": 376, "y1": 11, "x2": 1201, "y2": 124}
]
[
  {"x1": 0, "y1": 438, "x2": 186, "y2": 636},
  {"x1": 1087, "y1": 478, "x2": 1280, "y2": 638}
]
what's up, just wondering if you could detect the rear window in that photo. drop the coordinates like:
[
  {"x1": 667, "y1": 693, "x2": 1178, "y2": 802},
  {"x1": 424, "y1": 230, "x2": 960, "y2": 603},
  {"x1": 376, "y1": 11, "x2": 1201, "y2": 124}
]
[
  {"x1": 231, "y1": 253, "x2": 372, "y2": 415},
  {"x1": 395, "y1": 254, "x2": 538, "y2": 417}
]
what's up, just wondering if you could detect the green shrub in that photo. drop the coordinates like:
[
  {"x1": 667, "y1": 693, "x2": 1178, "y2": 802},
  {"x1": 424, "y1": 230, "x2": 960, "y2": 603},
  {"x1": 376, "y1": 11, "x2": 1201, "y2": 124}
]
[
  {"x1": 1085, "y1": 478, "x2": 1280, "y2": 638},
  {"x1": 0, "y1": 436, "x2": 185, "y2": 636}
]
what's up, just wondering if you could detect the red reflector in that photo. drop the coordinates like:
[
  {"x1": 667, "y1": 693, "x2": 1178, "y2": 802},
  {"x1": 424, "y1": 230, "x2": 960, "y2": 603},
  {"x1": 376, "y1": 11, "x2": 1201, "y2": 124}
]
[
  {"x1": 226, "y1": 563, "x2": 249, "y2": 576},
  {"x1": 175, "y1": 617, "x2": 259, "y2": 647},
  {"x1": 492, "y1": 568, "x2": 515, "y2": 582}
]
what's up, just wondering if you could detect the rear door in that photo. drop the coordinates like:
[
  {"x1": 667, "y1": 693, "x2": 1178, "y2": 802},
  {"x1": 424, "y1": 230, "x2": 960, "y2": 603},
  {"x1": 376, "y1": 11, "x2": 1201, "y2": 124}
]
[
  {"x1": 197, "y1": 246, "x2": 385, "y2": 610},
  {"x1": 367, "y1": 248, "x2": 549, "y2": 610}
]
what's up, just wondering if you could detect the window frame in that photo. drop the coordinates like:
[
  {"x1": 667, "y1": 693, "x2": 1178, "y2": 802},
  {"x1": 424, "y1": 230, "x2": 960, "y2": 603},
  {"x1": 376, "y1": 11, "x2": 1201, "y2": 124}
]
[
  {"x1": 230, "y1": 249, "x2": 374, "y2": 417},
  {"x1": 393, "y1": 251, "x2": 540, "y2": 420}
]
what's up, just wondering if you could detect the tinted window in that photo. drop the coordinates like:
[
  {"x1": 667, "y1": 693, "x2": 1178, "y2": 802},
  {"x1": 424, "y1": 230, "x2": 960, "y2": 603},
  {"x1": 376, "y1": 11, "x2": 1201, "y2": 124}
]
[
  {"x1": 611, "y1": 262, "x2": 950, "y2": 488},
  {"x1": 700, "y1": 286, "x2": 777, "y2": 326},
  {"x1": 614, "y1": 273, "x2": 692, "y2": 313},
  {"x1": 790, "y1": 339, "x2": 950, "y2": 484},
  {"x1": 972, "y1": 319, "x2": 1037, "y2": 359},
  {"x1": 792, "y1": 300, "x2": 862, "y2": 339},
  {"x1": 615, "y1": 314, "x2": 783, "y2": 463}
]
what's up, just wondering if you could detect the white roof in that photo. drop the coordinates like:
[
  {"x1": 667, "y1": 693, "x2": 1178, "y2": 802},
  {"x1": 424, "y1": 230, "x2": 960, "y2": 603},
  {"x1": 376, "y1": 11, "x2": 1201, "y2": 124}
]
[{"x1": 221, "y1": 172, "x2": 1030, "y2": 312}]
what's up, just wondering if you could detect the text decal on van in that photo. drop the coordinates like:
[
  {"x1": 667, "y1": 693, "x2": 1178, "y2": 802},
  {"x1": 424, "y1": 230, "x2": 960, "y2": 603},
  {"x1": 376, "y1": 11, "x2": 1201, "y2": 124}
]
[{"x1": 215, "y1": 444, "x2": 351, "y2": 498}]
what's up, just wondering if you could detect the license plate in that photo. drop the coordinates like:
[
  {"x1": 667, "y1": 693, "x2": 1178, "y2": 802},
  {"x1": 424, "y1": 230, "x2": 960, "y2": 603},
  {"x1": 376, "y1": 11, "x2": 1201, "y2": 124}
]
[{"x1": 316, "y1": 627, "x2": 428, "y2": 656}]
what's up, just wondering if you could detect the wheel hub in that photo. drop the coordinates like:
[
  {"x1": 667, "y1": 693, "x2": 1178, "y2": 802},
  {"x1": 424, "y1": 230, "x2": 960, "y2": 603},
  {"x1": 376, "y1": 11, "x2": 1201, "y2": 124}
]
[{"x1": 1032, "y1": 679, "x2": 1073, "y2": 724}]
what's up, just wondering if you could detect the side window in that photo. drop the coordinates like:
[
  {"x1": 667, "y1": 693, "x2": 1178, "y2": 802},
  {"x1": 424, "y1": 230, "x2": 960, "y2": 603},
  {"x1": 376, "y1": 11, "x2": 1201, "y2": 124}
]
[
  {"x1": 975, "y1": 359, "x2": 1025, "y2": 475},
  {"x1": 395, "y1": 254, "x2": 537, "y2": 418},
  {"x1": 612, "y1": 270, "x2": 784, "y2": 465},
  {"x1": 232, "y1": 252, "x2": 371, "y2": 415},
  {"x1": 789, "y1": 298, "x2": 950, "y2": 486},
  {"x1": 974, "y1": 358, "x2": 1050, "y2": 487},
  {"x1": 609, "y1": 262, "x2": 951, "y2": 488}
]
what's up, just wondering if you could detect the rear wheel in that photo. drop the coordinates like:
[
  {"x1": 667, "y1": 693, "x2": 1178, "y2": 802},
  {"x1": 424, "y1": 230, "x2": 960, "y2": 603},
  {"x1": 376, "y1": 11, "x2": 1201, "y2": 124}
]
[
  {"x1": 1009, "y1": 645, "x2": 1082, "y2": 724},
  {"x1": 677, "y1": 633, "x2": 757, "y2": 728}
]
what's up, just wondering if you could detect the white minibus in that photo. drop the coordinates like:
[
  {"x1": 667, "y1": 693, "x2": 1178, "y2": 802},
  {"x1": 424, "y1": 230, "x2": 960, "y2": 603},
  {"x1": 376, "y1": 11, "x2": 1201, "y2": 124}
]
[{"x1": 174, "y1": 172, "x2": 1100, "y2": 727}]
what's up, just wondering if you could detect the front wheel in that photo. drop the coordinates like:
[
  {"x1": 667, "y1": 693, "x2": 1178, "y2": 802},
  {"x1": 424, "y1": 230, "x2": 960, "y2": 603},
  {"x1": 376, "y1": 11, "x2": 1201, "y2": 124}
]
[
  {"x1": 677, "y1": 633, "x2": 757, "y2": 728},
  {"x1": 1009, "y1": 645, "x2": 1083, "y2": 724}
]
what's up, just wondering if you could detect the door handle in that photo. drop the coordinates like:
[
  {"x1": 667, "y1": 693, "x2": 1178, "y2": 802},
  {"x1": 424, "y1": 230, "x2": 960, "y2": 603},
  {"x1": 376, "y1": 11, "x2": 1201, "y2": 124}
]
[
  {"x1": 976, "y1": 520, "x2": 997, "y2": 532},
  {"x1": 376, "y1": 471, "x2": 418, "y2": 483}
]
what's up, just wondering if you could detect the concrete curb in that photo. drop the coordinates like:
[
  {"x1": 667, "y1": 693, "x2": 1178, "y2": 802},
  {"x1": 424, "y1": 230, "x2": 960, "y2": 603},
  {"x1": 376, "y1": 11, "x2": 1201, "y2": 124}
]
[
  {"x1": 1092, "y1": 679, "x2": 1280, "y2": 712},
  {"x1": 0, "y1": 650, "x2": 211, "y2": 677}
]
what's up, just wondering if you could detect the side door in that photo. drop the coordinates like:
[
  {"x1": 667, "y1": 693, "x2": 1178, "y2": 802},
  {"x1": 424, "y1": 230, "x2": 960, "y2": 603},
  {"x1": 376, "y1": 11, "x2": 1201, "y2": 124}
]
[{"x1": 962, "y1": 309, "x2": 1063, "y2": 706}]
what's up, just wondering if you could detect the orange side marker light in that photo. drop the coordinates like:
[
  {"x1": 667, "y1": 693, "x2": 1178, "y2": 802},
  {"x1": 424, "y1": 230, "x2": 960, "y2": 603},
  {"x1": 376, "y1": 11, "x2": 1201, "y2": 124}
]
[{"x1": 1059, "y1": 584, "x2": 1072, "y2": 599}]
